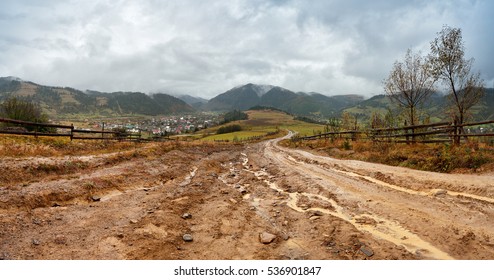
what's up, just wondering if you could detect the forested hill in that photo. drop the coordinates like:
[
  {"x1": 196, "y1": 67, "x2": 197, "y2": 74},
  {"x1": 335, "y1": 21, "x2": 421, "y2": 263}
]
[{"x1": 0, "y1": 77, "x2": 194, "y2": 117}]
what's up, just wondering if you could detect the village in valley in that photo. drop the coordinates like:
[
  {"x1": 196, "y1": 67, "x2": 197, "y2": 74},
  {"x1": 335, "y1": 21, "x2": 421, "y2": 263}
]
[{"x1": 74, "y1": 112, "x2": 222, "y2": 137}]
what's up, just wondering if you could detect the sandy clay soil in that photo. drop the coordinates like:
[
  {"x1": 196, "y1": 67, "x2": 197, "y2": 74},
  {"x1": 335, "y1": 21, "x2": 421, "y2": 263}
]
[{"x1": 1, "y1": 133, "x2": 494, "y2": 260}]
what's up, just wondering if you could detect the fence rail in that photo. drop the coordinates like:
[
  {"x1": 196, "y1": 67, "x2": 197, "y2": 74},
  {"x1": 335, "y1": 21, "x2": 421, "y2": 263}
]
[
  {"x1": 293, "y1": 119, "x2": 494, "y2": 145},
  {"x1": 0, "y1": 117, "x2": 165, "y2": 142}
]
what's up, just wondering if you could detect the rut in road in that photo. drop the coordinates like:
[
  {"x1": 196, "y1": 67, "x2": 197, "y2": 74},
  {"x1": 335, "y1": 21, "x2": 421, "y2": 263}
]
[{"x1": 252, "y1": 133, "x2": 494, "y2": 260}]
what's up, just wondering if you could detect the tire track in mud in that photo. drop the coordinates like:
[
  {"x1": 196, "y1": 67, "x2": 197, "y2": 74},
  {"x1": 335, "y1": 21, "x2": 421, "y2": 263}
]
[
  {"x1": 240, "y1": 151, "x2": 453, "y2": 260},
  {"x1": 257, "y1": 133, "x2": 494, "y2": 259},
  {"x1": 273, "y1": 133, "x2": 494, "y2": 205}
]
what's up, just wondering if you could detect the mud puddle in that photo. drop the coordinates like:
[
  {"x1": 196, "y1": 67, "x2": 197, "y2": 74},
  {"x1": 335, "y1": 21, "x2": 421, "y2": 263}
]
[{"x1": 242, "y1": 153, "x2": 453, "y2": 260}]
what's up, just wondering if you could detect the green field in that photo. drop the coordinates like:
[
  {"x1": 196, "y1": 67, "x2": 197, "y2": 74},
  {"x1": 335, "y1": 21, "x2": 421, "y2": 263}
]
[
  {"x1": 201, "y1": 130, "x2": 268, "y2": 141},
  {"x1": 198, "y1": 110, "x2": 326, "y2": 141}
]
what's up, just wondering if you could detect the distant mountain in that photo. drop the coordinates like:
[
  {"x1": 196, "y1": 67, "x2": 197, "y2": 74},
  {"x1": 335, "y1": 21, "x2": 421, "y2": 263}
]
[
  {"x1": 2, "y1": 77, "x2": 492, "y2": 121},
  {"x1": 343, "y1": 90, "x2": 494, "y2": 123},
  {"x1": 205, "y1": 83, "x2": 263, "y2": 111},
  {"x1": 0, "y1": 77, "x2": 194, "y2": 117},
  {"x1": 205, "y1": 83, "x2": 364, "y2": 117},
  {"x1": 260, "y1": 87, "x2": 298, "y2": 107},
  {"x1": 175, "y1": 94, "x2": 208, "y2": 109}
]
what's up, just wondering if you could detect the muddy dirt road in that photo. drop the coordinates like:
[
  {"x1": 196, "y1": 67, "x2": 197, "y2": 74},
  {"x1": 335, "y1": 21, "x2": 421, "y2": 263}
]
[{"x1": 1, "y1": 134, "x2": 493, "y2": 259}]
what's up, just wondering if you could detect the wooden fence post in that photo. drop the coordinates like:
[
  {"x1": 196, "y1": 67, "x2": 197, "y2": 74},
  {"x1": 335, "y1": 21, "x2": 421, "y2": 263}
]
[
  {"x1": 34, "y1": 119, "x2": 38, "y2": 139},
  {"x1": 404, "y1": 120, "x2": 409, "y2": 144},
  {"x1": 453, "y1": 119, "x2": 459, "y2": 146},
  {"x1": 70, "y1": 124, "x2": 74, "y2": 141}
]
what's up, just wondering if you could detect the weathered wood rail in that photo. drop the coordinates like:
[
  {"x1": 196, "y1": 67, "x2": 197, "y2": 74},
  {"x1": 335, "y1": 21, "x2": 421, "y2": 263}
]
[
  {"x1": 293, "y1": 120, "x2": 494, "y2": 145},
  {"x1": 0, "y1": 117, "x2": 162, "y2": 142}
]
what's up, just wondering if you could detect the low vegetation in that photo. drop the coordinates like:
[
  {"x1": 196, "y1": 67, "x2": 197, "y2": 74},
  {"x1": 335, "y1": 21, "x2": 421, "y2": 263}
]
[
  {"x1": 0, "y1": 97, "x2": 51, "y2": 131},
  {"x1": 217, "y1": 124, "x2": 242, "y2": 134},
  {"x1": 284, "y1": 138, "x2": 494, "y2": 173},
  {"x1": 220, "y1": 110, "x2": 248, "y2": 124},
  {"x1": 2, "y1": 108, "x2": 492, "y2": 174}
]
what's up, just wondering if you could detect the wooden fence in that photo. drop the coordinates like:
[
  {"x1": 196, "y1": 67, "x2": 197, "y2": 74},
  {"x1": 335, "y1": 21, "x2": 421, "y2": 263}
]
[
  {"x1": 0, "y1": 117, "x2": 167, "y2": 142},
  {"x1": 293, "y1": 120, "x2": 494, "y2": 145}
]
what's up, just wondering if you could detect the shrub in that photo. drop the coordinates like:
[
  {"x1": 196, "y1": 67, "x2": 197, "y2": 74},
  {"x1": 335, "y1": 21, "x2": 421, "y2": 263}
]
[
  {"x1": 221, "y1": 110, "x2": 248, "y2": 124},
  {"x1": 217, "y1": 124, "x2": 242, "y2": 134},
  {"x1": 0, "y1": 97, "x2": 51, "y2": 131}
]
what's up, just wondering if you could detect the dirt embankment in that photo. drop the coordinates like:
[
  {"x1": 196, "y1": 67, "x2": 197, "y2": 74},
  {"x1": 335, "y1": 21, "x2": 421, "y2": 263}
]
[{"x1": 1, "y1": 135, "x2": 493, "y2": 260}]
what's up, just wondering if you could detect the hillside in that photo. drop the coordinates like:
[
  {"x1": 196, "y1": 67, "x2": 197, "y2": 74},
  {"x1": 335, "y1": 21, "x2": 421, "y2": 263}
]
[
  {"x1": 0, "y1": 77, "x2": 194, "y2": 118},
  {"x1": 175, "y1": 94, "x2": 208, "y2": 109},
  {"x1": 205, "y1": 83, "x2": 494, "y2": 122},
  {"x1": 205, "y1": 84, "x2": 363, "y2": 117},
  {"x1": 343, "y1": 90, "x2": 494, "y2": 123},
  {"x1": 205, "y1": 83, "x2": 263, "y2": 111},
  {"x1": 2, "y1": 77, "x2": 493, "y2": 122}
]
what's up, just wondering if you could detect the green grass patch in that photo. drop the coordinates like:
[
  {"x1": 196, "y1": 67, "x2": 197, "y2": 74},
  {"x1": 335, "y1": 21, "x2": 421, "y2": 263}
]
[
  {"x1": 202, "y1": 131, "x2": 267, "y2": 141},
  {"x1": 195, "y1": 109, "x2": 326, "y2": 141}
]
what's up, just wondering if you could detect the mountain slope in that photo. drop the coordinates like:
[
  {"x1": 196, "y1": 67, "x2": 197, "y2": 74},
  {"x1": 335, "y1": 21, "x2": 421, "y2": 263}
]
[
  {"x1": 0, "y1": 77, "x2": 194, "y2": 117},
  {"x1": 175, "y1": 94, "x2": 208, "y2": 110},
  {"x1": 343, "y1": 90, "x2": 494, "y2": 123},
  {"x1": 205, "y1": 83, "x2": 261, "y2": 111},
  {"x1": 152, "y1": 93, "x2": 195, "y2": 113},
  {"x1": 205, "y1": 84, "x2": 364, "y2": 117}
]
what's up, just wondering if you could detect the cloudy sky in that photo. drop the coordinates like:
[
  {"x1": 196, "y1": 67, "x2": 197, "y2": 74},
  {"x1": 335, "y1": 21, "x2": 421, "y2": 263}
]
[{"x1": 1, "y1": 0, "x2": 493, "y2": 98}]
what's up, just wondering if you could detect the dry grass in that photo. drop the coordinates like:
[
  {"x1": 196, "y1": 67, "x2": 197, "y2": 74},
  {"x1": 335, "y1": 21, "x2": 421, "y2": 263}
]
[
  {"x1": 0, "y1": 136, "x2": 232, "y2": 186},
  {"x1": 0, "y1": 134, "x2": 233, "y2": 159},
  {"x1": 0, "y1": 136, "x2": 140, "y2": 157},
  {"x1": 284, "y1": 138, "x2": 494, "y2": 173}
]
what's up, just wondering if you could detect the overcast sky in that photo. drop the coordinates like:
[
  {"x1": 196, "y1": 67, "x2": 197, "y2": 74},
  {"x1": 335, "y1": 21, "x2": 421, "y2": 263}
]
[{"x1": 1, "y1": 0, "x2": 493, "y2": 98}]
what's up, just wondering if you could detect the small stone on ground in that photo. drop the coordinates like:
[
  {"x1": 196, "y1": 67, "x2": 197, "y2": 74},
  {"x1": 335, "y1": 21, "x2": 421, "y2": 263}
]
[
  {"x1": 183, "y1": 234, "x2": 193, "y2": 242},
  {"x1": 259, "y1": 232, "x2": 277, "y2": 244}
]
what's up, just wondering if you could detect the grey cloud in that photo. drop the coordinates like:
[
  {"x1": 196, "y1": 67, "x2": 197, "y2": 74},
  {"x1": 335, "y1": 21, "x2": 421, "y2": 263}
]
[{"x1": 0, "y1": 0, "x2": 492, "y2": 98}]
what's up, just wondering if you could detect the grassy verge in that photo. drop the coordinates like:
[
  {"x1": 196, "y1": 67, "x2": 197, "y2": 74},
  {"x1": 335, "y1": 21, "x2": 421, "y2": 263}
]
[
  {"x1": 0, "y1": 135, "x2": 143, "y2": 157},
  {"x1": 283, "y1": 138, "x2": 494, "y2": 173}
]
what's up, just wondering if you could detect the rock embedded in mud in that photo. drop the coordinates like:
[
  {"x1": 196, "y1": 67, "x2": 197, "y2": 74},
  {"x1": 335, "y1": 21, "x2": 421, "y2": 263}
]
[
  {"x1": 183, "y1": 234, "x2": 193, "y2": 242},
  {"x1": 259, "y1": 232, "x2": 277, "y2": 244},
  {"x1": 54, "y1": 234, "x2": 66, "y2": 245},
  {"x1": 308, "y1": 210, "x2": 323, "y2": 217},
  {"x1": 298, "y1": 204, "x2": 309, "y2": 210},
  {"x1": 430, "y1": 189, "x2": 448, "y2": 197},
  {"x1": 359, "y1": 246, "x2": 374, "y2": 257},
  {"x1": 181, "y1": 213, "x2": 192, "y2": 219}
]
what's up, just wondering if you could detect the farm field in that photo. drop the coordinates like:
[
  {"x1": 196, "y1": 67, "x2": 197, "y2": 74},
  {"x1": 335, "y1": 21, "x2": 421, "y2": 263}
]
[{"x1": 199, "y1": 110, "x2": 326, "y2": 141}]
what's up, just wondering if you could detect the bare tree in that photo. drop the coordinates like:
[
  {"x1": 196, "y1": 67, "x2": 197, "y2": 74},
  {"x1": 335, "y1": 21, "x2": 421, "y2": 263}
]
[
  {"x1": 428, "y1": 25, "x2": 485, "y2": 128},
  {"x1": 384, "y1": 49, "x2": 435, "y2": 137}
]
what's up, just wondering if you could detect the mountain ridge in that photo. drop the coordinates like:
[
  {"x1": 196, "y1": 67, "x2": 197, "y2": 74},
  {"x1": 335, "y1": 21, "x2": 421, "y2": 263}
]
[
  {"x1": 205, "y1": 83, "x2": 366, "y2": 117},
  {"x1": 0, "y1": 77, "x2": 194, "y2": 117},
  {"x1": 1, "y1": 77, "x2": 493, "y2": 122}
]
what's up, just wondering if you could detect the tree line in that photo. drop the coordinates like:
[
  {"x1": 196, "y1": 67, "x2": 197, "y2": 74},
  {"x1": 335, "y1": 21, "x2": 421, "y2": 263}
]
[{"x1": 0, "y1": 97, "x2": 51, "y2": 132}]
